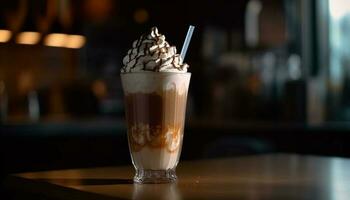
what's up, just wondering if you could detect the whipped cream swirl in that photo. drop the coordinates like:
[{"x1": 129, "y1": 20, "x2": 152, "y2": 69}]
[{"x1": 121, "y1": 27, "x2": 188, "y2": 73}]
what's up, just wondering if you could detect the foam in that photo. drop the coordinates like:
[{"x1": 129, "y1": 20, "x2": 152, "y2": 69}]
[{"x1": 121, "y1": 73, "x2": 191, "y2": 95}]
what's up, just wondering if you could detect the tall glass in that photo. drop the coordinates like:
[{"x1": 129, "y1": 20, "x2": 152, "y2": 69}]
[{"x1": 121, "y1": 72, "x2": 191, "y2": 183}]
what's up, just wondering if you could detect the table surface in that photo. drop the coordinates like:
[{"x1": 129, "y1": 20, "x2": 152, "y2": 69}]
[{"x1": 5, "y1": 154, "x2": 350, "y2": 200}]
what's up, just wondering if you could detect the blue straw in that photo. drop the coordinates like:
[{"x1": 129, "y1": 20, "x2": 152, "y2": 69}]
[{"x1": 180, "y1": 25, "x2": 195, "y2": 64}]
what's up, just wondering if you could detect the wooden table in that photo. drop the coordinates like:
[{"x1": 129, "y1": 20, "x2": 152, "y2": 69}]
[{"x1": 4, "y1": 154, "x2": 350, "y2": 199}]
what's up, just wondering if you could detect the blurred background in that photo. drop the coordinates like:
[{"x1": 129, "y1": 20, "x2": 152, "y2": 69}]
[{"x1": 1, "y1": 0, "x2": 350, "y2": 175}]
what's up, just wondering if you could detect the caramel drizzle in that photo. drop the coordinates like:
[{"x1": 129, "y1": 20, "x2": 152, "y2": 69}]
[{"x1": 129, "y1": 125, "x2": 182, "y2": 153}]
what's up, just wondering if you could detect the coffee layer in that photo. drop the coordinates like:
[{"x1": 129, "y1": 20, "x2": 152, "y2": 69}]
[{"x1": 125, "y1": 88, "x2": 187, "y2": 153}]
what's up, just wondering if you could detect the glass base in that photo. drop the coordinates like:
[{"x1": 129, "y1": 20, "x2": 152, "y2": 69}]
[{"x1": 134, "y1": 169, "x2": 177, "y2": 184}]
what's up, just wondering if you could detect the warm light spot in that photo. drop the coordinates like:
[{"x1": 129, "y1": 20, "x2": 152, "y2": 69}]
[
  {"x1": 134, "y1": 8, "x2": 149, "y2": 24},
  {"x1": 0, "y1": 29, "x2": 11, "y2": 42},
  {"x1": 65, "y1": 35, "x2": 86, "y2": 49},
  {"x1": 44, "y1": 33, "x2": 67, "y2": 47},
  {"x1": 84, "y1": 0, "x2": 113, "y2": 22},
  {"x1": 92, "y1": 79, "x2": 107, "y2": 99},
  {"x1": 16, "y1": 32, "x2": 41, "y2": 45},
  {"x1": 17, "y1": 71, "x2": 34, "y2": 95}
]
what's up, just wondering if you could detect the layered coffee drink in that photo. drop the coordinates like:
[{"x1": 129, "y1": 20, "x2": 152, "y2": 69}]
[{"x1": 121, "y1": 27, "x2": 191, "y2": 183}]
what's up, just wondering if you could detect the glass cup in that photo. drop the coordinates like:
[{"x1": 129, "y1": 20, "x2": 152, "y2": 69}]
[{"x1": 121, "y1": 72, "x2": 191, "y2": 183}]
